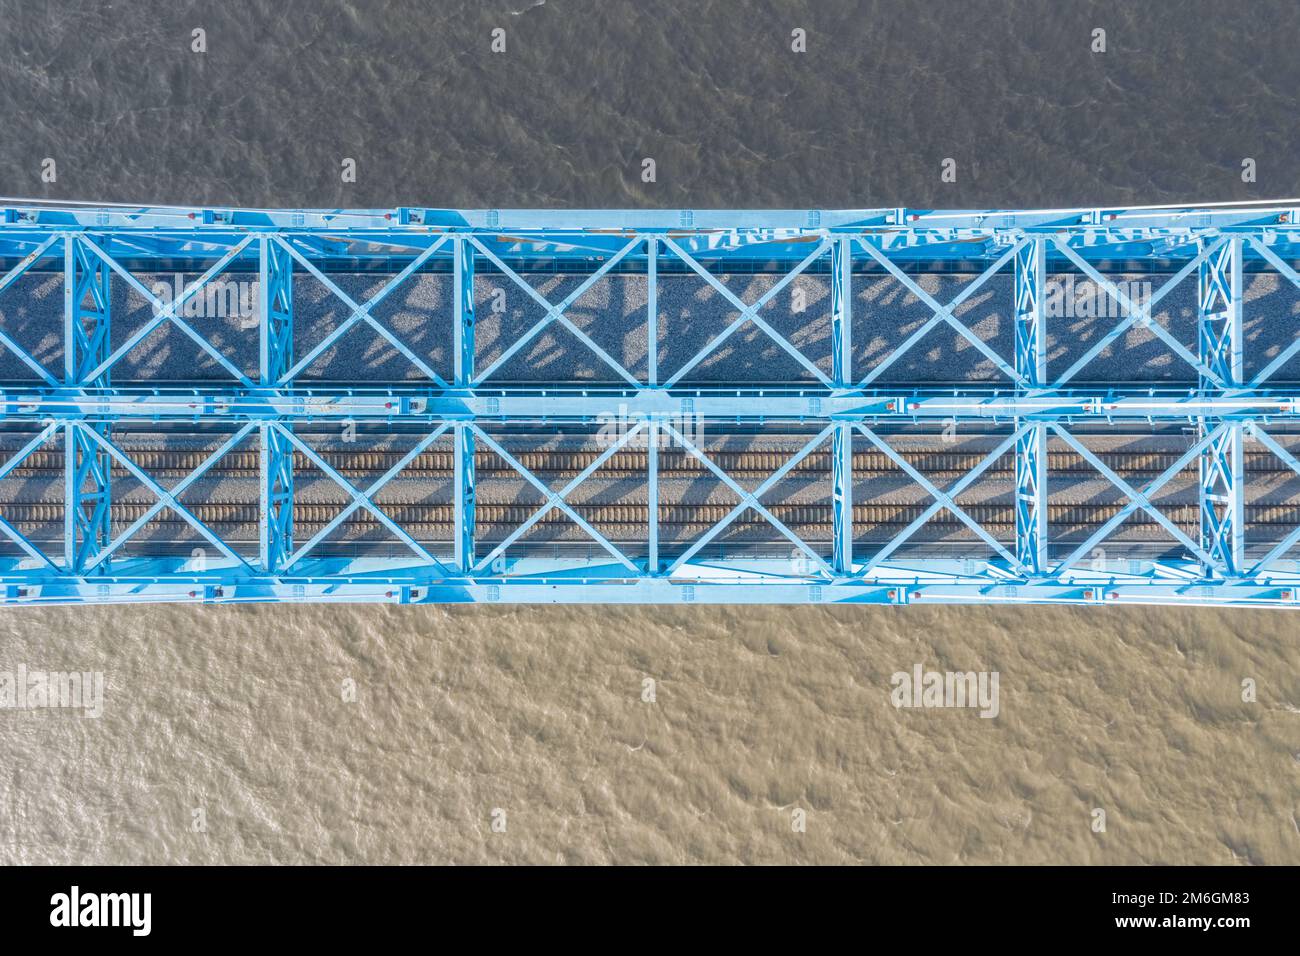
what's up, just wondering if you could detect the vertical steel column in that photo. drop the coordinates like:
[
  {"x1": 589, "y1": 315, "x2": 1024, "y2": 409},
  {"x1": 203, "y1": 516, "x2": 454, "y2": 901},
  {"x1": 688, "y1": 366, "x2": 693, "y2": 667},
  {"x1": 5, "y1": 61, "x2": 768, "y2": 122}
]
[
  {"x1": 454, "y1": 422, "x2": 476, "y2": 574},
  {"x1": 259, "y1": 237, "x2": 294, "y2": 572},
  {"x1": 647, "y1": 420, "x2": 660, "y2": 575},
  {"x1": 1198, "y1": 236, "x2": 1244, "y2": 575},
  {"x1": 831, "y1": 235, "x2": 852, "y2": 388},
  {"x1": 832, "y1": 423, "x2": 852, "y2": 575},
  {"x1": 646, "y1": 237, "x2": 661, "y2": 574},
  {"x1": 646, "y1": 237, "x2": 658, "y2": 387},
  {"x1": 259, "y1": 423, "x2": 295, "y2": 572},
  {"x1": 454, "y1": 237, "x2": 476, "y2": 573},
  {"x1": 260, "y1": 236, "x2": 294, "y2": 384},
  {"x1": 831, "y1": 237, "x2": 853, "y2": 574},
  {"x1": 1014, "y1": 239, "x2": 1047, "y2": 573},
  {"x1": 63, "y1": 235, "x2": 112, "y2": 573},
  {"x1": 454, "y1": 235, "x2": 476, "y2": 388}
]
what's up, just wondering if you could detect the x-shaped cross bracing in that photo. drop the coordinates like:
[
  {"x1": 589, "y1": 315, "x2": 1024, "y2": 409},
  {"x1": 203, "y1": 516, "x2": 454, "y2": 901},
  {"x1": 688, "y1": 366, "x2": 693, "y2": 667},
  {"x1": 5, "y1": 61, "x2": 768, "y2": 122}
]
[
  {"x1": 0, "y1": 423, "x2": 62, "y2": 569},
  {"x1": 1246, "y1": 237, "x2": 1300, "y2": 387},
  {"x1": 1244, "y1": 425, "x2": 1300, "y2": 575},
  {"x1": 854, "y1": 425, "x2": 1027, "y2": 575},
  {"x1": 469, "y1": 421, "x2": 644, "y2": 574},
  {"x1": 855, "y1": 237, "x2": 1025, "y2": 387},
  {"x1": 1049, "y1": 423, "x2": 1223, "y2": 574},
  {"x1": 274, "y1": 234, "x2": 450, "y2": 385},
  {"x1": 275, "y1": 234, "x2": 452, "y2": 385},
  {"x1": 74, "y1": 421, "x2": 460, "y2": 576},
  {"x1": 662, "y1": 422, "x2": 836, "y2": 578},
  {"x1": 468, "y1": 235, "x2": 643, "y2": 385},
  {"x1": 1049, "y1": 236, "x2": 1228, "y2": 387},
  {"x1": 658, "y1": 236, "x2": 833, "y2": 387},
  {"x1": 69, "y1": 421, "x2": 258, "y2": 572},
  {"x1": 0, "y1": 235, "x2": 63, "y2": 385},
  {"x1": 271, "y1": 423, "x2": 453, "y2": 574},
  {"x1": 81, "y1": 423, "x2": 258, "y2": 571},
  {"x1": 79, "y1": 234, "x2": 258, "y2": 386}
]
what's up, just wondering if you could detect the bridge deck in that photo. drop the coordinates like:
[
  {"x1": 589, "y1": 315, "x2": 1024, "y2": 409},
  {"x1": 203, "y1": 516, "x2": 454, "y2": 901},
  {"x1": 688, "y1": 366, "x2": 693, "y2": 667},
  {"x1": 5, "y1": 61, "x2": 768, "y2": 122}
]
[{"x1": 3, "y1": 200, "x2": 1300, "y2": 607}]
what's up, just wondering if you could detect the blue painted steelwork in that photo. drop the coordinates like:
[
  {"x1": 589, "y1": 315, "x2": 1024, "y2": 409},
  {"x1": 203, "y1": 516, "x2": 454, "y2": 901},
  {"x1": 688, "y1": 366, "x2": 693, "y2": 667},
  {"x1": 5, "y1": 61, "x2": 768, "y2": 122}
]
[
  {"x1": 1013, "y1": 238, "x2": 1048, "y2": 575},
  {"x1": 259, "y1": 237, "x2": 295, "y2": 574},
  {"x1": 1198, "y1": 237, "x2": 1244, "y2": 577},
  {"x1": 3, "y1": 199, "x2": 1300, "y2": 607},
  {"x1": 63, "y1": 235, "x2": 113, "y2": 574}
]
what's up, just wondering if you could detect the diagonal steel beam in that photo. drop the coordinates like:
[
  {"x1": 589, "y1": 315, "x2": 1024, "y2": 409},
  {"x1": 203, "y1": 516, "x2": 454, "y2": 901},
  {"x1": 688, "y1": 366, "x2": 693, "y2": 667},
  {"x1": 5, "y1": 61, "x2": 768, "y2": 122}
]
[
  {"x1": 660, "y1": 236, "x2": 833, "y2": 387},
  {"x1": 79, "y1": 234, "x2": 256, "y2": 386},
  {"x1": 271, "y1": 423, "x2": 452, "y2": 574},
  {"x1": 0, "y1": 423, "x2": 59, "y2": 482},
  {"x1": 856, "y1": 426, "x2": 1027, "y2": 574},
  {"x1": 276, "y1": 235, "x2": 450, "y2": 384},
  {"x1": 281, "y1": 425, "x2": 451, "y2": 571},
  {"x1": 1051, "y1": 236, "x2": 1225, "y2": 387},
  {"x1": 469, "y1": 422, "x2": 643, "y2": 574},
  {"x1": 662, "y1": 423, "x2": 836, "y2": 577},
  {"x1": 855, "y1": 237, "x2": 1024, "y2": 386},
  {"x1": 468, "y1": 235, "x2": 642, "y2": 385},
  {"x1": 1050, "y1": 424, "x2": 1222, "y2": 573}
]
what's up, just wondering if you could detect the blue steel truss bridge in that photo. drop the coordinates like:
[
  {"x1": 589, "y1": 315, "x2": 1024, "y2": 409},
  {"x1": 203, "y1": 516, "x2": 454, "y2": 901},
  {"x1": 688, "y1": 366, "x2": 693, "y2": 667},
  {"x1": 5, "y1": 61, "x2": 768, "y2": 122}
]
[{"x1": 3, "y1": 199, "x2": 1300, "y2": 608}]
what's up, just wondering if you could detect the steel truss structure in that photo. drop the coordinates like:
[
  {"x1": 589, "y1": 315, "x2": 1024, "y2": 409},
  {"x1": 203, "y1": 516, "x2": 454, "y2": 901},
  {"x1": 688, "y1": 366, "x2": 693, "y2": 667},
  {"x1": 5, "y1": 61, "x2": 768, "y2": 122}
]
[{"x1": 4, "y1": 199, "x2": 1300, "y2": 607}]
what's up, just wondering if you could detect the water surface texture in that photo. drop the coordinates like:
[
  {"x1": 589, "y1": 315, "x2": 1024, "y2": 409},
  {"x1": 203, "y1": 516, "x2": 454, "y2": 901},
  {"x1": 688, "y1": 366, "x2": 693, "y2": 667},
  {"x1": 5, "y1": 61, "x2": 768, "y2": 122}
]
[{"x1": 2, "y1": 0, "x2": 1299, "y2": 864}]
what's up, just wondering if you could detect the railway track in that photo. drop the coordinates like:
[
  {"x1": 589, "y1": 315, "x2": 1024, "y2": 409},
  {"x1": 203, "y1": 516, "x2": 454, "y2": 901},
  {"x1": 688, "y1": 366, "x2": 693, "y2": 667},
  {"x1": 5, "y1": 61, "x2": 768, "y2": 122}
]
[
  {"x1": 3, "y1": 445, "x2": 1297, "y2": 551},
  {"x1": 2, "y1": 501, "x2": 1298, "y2": 539}
]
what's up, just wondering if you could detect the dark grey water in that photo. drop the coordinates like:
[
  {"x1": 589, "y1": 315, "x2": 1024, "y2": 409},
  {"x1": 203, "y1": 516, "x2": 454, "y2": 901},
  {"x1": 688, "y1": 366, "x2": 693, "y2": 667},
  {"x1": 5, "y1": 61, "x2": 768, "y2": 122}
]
[
  {"x1": 2, "y1": 1, "x2": 1299, "y2": 865},
  {"x1": 5, "y1": 0, "x2": 1300, "y2": 209}
]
